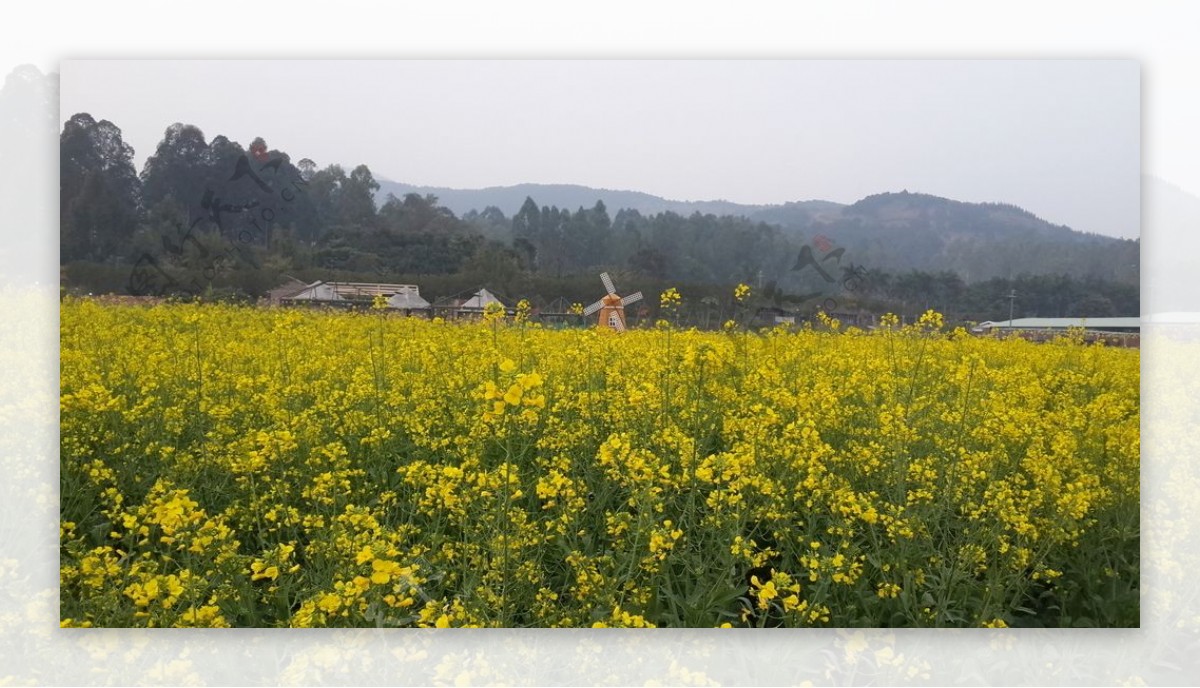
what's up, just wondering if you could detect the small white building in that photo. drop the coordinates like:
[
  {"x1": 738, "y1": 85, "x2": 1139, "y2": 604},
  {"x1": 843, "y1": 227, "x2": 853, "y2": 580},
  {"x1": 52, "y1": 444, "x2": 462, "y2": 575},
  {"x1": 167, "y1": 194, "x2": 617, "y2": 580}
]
[
  {"x1": 288, "y1": 281, "x2": 346, "y2": 302},
  {"x1": 282, "y1": 281, "x2": 430, "y2": 311},
  {"x1": 974, "y1": 317, "x2": 1140, "y2": 334},
  {"x1": 458, "y1": 288, "x2": 505, "y2": 312},
  {"x1": 387, "y1": 286, "x2": 431, "y2": 311}
]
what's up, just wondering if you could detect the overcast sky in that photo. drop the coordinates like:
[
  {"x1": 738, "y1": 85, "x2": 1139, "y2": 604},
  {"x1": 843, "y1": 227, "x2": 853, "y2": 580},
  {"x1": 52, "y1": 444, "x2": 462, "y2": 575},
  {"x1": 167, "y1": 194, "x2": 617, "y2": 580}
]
[{"x1": 60, "y1": 60, "x2": 1139, "y2": 239}]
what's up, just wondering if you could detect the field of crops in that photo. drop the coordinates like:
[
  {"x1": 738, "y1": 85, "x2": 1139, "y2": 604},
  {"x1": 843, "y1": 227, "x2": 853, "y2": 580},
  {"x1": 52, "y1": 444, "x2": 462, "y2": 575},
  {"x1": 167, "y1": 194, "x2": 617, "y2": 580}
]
[{"x1": 59, "y1": 300, "x2": 1139, "y2": 628}]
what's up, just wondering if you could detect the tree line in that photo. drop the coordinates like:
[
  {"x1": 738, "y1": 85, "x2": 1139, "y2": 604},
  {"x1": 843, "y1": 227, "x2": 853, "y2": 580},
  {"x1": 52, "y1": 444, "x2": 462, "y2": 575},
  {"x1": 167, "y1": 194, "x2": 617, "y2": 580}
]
[{"x1": 60, "y1": 113, "x2": 1138, "y2": 322}]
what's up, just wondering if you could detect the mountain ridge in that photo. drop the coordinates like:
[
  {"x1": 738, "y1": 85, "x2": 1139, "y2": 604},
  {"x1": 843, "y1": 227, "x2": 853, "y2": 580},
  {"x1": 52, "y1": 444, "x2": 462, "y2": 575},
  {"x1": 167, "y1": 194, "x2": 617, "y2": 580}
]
[
  {"x1": 374, "y1": 179, "x2": 844, "y2": 226},
  {"x1": 373, "y1": 180, "x2": 1138, "y2": 285},
  {"x1": 374, "y1": 179, "x2": 1127, "y2": 242}
]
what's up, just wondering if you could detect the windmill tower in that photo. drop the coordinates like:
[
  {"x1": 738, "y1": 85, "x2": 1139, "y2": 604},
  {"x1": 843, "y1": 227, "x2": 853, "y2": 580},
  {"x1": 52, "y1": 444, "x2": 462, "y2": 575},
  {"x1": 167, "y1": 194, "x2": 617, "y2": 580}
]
[{"x1": 583, "y1": 272, "x2": 642, "y2": 332}]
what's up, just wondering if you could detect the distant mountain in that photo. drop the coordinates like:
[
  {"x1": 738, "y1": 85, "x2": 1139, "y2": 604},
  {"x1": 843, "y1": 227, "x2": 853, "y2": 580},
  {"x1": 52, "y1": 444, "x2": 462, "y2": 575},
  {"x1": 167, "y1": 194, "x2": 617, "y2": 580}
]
[
  {"x1": 374, "y1": 181, "x2": 1138, "y2": 284},
  {"x1": 785, "y1": 191, "x2": 1138, "y2": 283},
  {"x1": 374, "y1": 180, "x2": 840, "y2": 221},
  {"x1": 746, "y1": 199, "x2": 848, "y2": 227}
]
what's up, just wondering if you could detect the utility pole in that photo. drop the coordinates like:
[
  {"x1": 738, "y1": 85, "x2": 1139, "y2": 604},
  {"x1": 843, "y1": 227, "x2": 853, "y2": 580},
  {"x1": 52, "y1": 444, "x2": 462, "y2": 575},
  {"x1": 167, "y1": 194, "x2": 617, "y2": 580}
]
[{"x1": 1006, "y1": 289, "x2": 1017, "y2": 327}]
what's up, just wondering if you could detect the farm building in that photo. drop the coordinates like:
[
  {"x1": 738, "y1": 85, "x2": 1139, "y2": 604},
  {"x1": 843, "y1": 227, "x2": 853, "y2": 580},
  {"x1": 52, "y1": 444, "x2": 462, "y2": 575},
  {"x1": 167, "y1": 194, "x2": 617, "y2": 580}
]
[
  {"x1": 458, "y1": 288, "x2": 505, "y2": 312},
  {"x1": 287, "y1": 281, "x2": 344, "y2": 303},
  {"x1": 539, "y1": 296, "x2": 587, "y2": 328},
  {"x1": 263, "y1": 275, "x2": 310, "y2": 306},
  {"x1": 974, "y1": 317, "x2": 1140, "y2": 334},
  {"x1": 433, "y1": 288, "x2": 508, "y2": 319},
  {"x1": 749, "y1": 306, "x2": 877, "y2": 329},
  {"x1": 751, "y1": 306, "x2": 803, "y2": 327},
  {"x1": 974, "y1": 316, "x2": 1140, "y2": 347},
  {"x1": 387, "y1": 288, "x2": 432, "y2": 312},
  {"x1": 822, "y1": 308, "x2": 878, "y2": 329},
  {"x1": 281, "y1": 281, "x2": 430, "y2": 312}
]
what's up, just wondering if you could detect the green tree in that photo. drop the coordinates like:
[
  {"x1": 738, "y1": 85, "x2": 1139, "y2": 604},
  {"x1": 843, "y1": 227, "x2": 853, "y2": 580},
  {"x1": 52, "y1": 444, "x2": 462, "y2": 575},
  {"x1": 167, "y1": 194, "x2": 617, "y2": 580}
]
[
  {"x1": 338, "y1": 164, "x2": 380, "y2": 229},
  {"x1": 307, "y1": 164, "x2": 347, "y2": 233},
  {"x1": 462, "y1": 241, "x2": 526, "y2": 296},
  {"x1": 139, "y1": 123, "x2": 209, "y2": 211},
  {"x1": 379, "y1": 192, "x2": 458, "y2": 234},
  {"x1": 60, "y1": 112, "x2": 141, "y2": 261},
  {"x1": 512, "y1": 197, "x2": 543, "y2": 271},
  {"x1": 463, "y1": 205, "x2": 510, "y2": 242}
]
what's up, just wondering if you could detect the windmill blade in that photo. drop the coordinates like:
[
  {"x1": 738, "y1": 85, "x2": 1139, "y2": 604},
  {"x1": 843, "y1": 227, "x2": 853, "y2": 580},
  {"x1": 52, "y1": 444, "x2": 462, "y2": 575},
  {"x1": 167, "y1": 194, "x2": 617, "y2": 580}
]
[
  {"x1": 600, "y1": 272, "x2": 616, "y2": 295},
  {"x1": 612, "y1": 315, "x2": 626, "y2": 332},
  {"x1": 582, "y1": 299, "x2": 605, "y2": 316},
  {"x1": 620, "y1": 291, "x2": 643, "y2": 307}
]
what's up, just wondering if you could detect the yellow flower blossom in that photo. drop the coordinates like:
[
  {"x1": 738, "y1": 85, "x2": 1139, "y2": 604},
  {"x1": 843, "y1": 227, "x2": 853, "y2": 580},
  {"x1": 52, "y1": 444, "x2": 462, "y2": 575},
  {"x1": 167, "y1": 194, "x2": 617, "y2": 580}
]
[{"x1": 59, "y1": 299, "x2": 1139, "y2": 629}]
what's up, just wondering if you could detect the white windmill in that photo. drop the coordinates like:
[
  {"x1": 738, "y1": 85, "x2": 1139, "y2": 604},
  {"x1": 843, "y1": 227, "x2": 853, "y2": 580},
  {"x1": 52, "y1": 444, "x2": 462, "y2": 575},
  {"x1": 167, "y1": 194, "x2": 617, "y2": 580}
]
[{"x1": 583, "y1": 272, "x2": 643, "y2": 332}]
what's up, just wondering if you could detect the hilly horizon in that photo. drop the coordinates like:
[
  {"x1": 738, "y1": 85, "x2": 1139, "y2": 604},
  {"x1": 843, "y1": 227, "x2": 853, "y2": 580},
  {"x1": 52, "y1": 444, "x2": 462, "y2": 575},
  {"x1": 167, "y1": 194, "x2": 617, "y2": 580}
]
[
  {"x1": 376, "y1": 179, "x2": 1138, "y2": 284},
  {"x1": 50, "y1": 102, "x2": 1140, "y2": 314},
  {"x1": 374, "y1": 179, "x2": 843, "y2": 222},
  {"x1": 374, "y1": 178, "x2": 1124, "y2": 241}
]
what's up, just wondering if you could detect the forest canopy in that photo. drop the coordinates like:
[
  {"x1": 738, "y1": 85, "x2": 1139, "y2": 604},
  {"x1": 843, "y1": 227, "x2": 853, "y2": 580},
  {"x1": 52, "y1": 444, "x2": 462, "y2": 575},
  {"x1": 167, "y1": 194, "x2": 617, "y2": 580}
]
[{"x1": 59, "y1": 114, "x2": 1140, "y2": 323}]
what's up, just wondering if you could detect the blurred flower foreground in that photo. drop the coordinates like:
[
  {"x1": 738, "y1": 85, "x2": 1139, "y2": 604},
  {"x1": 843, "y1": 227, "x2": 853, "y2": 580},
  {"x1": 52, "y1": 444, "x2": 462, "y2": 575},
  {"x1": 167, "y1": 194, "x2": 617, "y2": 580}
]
[{"x1": 59, "y1": 300, "x2": 1138, "y2": 628}]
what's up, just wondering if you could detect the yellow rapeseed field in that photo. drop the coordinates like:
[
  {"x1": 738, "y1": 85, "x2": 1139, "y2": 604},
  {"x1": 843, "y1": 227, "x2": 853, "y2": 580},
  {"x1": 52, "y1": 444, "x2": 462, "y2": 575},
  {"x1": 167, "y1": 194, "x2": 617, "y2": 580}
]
[{"x1": 59, "y1": 299, "x2": 1139, "y2": 628}]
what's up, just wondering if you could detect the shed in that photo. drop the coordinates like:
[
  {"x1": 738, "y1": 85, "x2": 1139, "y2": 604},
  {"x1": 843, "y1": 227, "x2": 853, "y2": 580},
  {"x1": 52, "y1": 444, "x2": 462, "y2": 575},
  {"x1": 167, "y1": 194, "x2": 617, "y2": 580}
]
[
  {"x1": 288, "y1": 281, "x2": 345, "y2": 302},
  {"x1": 264, "y1": 275, "x2": 310, "y2": 306},
  {"x1": 283, "y1": 281, "x2": 430, "y2": 311},
  {"x1": 387, "y1": 286, "x2": 431, "y2": 311},
  {"x1": 976, "y1": 317, "x2": 1139, "y2": 333},
  {"x1": 459, "y1": 288, "x2": 506, "y2": 311}
]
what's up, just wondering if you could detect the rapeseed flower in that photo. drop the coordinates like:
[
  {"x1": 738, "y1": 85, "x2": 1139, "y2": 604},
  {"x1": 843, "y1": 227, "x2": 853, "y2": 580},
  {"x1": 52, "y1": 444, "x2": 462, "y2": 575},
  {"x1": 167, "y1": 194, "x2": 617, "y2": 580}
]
[{"x1": 59, "y1": 300, "x2": 1139, "y2": 628}]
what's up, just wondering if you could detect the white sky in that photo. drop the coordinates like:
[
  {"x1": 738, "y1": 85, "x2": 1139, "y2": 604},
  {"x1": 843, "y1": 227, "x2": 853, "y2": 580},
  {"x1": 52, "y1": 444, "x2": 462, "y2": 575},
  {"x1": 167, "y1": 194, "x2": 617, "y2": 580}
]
[{"x1": 60, "y1": 60, "x2": 1138, "y2": 238}]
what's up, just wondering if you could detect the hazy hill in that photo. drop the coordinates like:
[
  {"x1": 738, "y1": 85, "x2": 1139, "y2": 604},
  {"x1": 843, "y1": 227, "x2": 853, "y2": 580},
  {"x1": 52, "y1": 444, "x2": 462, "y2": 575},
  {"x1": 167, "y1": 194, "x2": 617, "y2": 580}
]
[
  {"x1": 791, "y1": 191, "x2": 1138, "y2": 283},
  {"x1": 375, "y1": 179, "x2": 839, "y2": 220},
  {"x1": 375, "y1": 181, "x2": 1138, "y2": 284}
]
